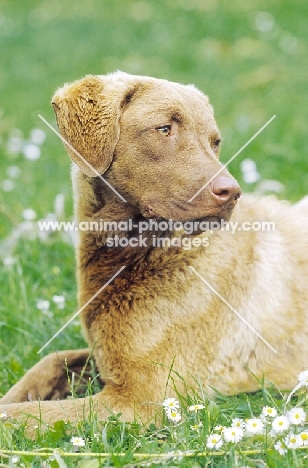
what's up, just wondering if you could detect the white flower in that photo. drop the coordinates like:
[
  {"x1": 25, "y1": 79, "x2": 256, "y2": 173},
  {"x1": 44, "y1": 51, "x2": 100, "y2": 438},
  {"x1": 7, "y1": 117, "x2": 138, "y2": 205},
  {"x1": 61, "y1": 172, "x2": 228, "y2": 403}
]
[
  {"x1": 22, "y1": 208, "x2": 37, "y2": 221},
  {"x1": 30, "y1": 128, "x2": 46, "y2": 145},
  {"x1": 206, "y1": 433, "x2": 223, "y2": 449},
  {"x1": 162, "y1": 398, "x2": 180, "y2": 409},
  {"x1": 165, "y1": 408, "x2": 181, "y2": 423},
  {"x1": 2, "y1": 179, "x2": 15, "y2": 192},
  {"x1": 298, "y1": 431, "x2": 308, "y2": 446},
  {"x1": 274, "y1": 440, "x2": 287, "y2": 455},
  {"x1": 285, "y1": 433, "x2": 300, "y2": 449},
  {"x1": 188, "y1": 403, "x2": 205, "y2": 411},
  {"x1": 36, "y1": 299, "x2": 50, "y2": 311},
  {"x1": 0, "y1": 411, "x2": 8, "y2": 419},
  {"x1": 272, "y1": 415, "x2": 290, "y2": 433},
  {"x1": 52, "y1": 295, "x2": 65, "y2": 309},
  {"x1": 23, "y1": 143, "x2": 41, "y2": 161},
  {"x1": 286, "y1": 370, "x2": 308, "y2": 405},
  {"x1": 70, "y1": 436, "x2": 85, "y2": 447},
  {"x1": 6, "y1": 131, "x2": 23, "y2": 154},
  {"x1": 223, "y1": 426, "x2": 244, "y2": 443},
  {"x1": 7, "y1": 165, "x2": 21, "y2": 179},
  {"x1": 9, "y1": 456, "x2": 20, "y2": 466},
  {"x1": 262, "y1": 406, "x2": 277, "y2": 418},
  {"x1": 190, "y1": 422, "x2": 203, "y2": 431},
  {"x1": 245, "y1": 417, "x2": 264, "y2": 434},
  {"x1": 214, "y1": 425, "x2": 226, "y2": 432},
  {"x1": 287, "y1": 407, "x2": 306, "y2": 425},
  {"x1": 231, "y1": 418, "x2": 245, "y2": 429},
  {"x1": 3, "y1": 257, "x2": 16, "y2": 267},
  {"x1": 243, "y1": 170, "x2": 261, "y2": 184},
  {"x1": 298, "y1": 370, "x2": 308, "y2": 386}
]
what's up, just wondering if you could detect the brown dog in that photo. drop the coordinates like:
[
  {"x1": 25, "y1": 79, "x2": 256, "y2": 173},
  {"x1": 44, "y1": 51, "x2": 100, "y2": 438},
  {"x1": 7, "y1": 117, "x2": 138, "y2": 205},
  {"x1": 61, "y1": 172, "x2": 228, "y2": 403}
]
[{"x1": 1, "y1": 72, "x2": 308, "y2": 427}]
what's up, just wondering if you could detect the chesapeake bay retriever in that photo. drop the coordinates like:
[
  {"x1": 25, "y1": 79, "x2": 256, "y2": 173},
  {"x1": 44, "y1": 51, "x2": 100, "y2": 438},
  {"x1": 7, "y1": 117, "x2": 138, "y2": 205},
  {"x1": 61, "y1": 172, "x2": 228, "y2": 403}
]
[{"x1": 1, "y1": 72, "x2": 308, "y2": 426}]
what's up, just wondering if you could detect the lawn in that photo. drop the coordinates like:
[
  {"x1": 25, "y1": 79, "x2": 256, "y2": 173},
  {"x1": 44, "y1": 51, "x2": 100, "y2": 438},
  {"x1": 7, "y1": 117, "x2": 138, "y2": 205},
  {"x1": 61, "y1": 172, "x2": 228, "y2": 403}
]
[{"x1": 0, "y1": 0, "x2": 308, "y2": 465}]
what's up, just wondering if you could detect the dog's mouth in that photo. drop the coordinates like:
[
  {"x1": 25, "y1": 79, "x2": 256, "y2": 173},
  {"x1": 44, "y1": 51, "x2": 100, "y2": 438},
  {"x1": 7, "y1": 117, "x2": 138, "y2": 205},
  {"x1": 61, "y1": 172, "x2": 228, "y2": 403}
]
[
  {"x1": 140, "y1": 192, "x2": 237, "y2": 226},
  {"x1": 139, "y1": 199, "x2": 235, "y2": 235},
  {"x1": 186, "y1": 216, "x2": 223, "y2": 235},
  {"x1": 131, "y1": 214, "x2": 229, "y2": 237}
]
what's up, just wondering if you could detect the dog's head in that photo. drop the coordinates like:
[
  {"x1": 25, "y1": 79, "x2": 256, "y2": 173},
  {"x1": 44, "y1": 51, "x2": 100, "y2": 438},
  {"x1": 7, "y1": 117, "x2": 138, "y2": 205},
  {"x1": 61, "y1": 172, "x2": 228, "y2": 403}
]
[{"x1": 52, "y1": 72, "x2": 241, "y2": 224}]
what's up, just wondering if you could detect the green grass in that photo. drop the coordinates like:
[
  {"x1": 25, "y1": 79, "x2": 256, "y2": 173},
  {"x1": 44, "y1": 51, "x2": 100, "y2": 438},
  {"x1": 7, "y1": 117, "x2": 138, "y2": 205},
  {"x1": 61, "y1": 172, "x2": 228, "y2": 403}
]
[
  {"x1": 1, "y1": 0, "x2": 308, "y2": 465},
  {"x1": 1, "y1": 377, "x2": 308, "y2": 467}
]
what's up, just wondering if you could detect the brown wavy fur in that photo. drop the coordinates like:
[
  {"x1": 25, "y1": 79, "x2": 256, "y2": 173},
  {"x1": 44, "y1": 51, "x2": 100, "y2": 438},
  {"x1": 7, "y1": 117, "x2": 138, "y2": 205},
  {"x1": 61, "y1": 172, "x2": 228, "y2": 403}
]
[{"x1": 1, "y1": 73, "x2": 308, "y2": 429}]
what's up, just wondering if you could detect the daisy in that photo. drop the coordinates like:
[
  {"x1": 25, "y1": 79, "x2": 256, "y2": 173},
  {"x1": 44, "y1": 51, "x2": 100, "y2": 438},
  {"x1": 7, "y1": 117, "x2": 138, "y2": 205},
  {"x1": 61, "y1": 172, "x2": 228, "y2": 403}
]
[
  {"x1": 287, "y1": 407, "x2": 306, "y2": 425},
  {"x1": 9, "y1": 456, "x2": 19, "y2": 466},
  {"x1": 165, "y1": 408, "x2": 181, "y2": 423},
  {"x1": 274, "y1": 440, "x2": 287, "y2": 455},
  {"x1": 214, "y1": 425, "x2": 226, "y2": 432},
  {"x1": 52, "y1": 294, "x2": 65, "y2": 309},
  {"x1": 285, "y1": 433, "x2": 300, "y2": 449},
  {"x1": 162, "y1": 398, "x2": 180, "y2": 410},
  {"x1": 22, "y1": 208, "x2": 37, "y2": 221},
  {"x1": 190, "y1": 422, "x2": 203, "y2": 431},
  {"x1": 262, "y1": 406, "x2": 277, "y2": 418},
  {"x1": 298, "y1": 370, "x2": 308, "y2": 386},
  {"x1": 7, "y1": 165, "x2": 21, "y2": 179},
  {"x1": 3, "y1": 257, "x2": 16, "y2": 267},
  {"x1": 36, "y1": 299, "x2": 50, "y2": 312},
  {"x1": 188, "y1": 404, "x2": 205, "y2": 411},
  {"x1": 272, "y1": 415, "x2": 290, "y2": 434},
  {"x1": 0, "y1": 411, "x2": 7, "y2": 419},
  {"x1": 206, "y1": 433, "x2": 223, "y2": 449},
  {"x1": 245, "y1": 417, "x2": 264, "y2": 434},
  {"x1": 30, "y1": 128, "x2": 46, "y2": 145},
  {"x1": 298, "y1": 431, "x2": 308, "y2": 446},
  {"x1": 70, "y1": 436, "x2": 85, "y2": 447},
  {"x1": 2, "y1": 180, "x2": 14, "y2": 192},
  {"x1": 231, "y1": 418, "x2": 245, "y2": 429},
  {"x1": 223, "y1": 426, "x2": 244, "y2": 443},
  {"x1": 23, "y1": 143, "x2": 41, "y2": 161}
]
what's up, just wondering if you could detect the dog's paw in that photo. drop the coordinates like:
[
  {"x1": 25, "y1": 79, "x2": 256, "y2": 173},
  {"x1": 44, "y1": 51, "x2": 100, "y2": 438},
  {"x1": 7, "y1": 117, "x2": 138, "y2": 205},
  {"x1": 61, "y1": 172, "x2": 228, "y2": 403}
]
[
  {"x1": 0, "y1": 355, "x2": 69, "y2": 404},
  {"x1": 0, "y1": 349, "x2": 91, "y2": 405}
]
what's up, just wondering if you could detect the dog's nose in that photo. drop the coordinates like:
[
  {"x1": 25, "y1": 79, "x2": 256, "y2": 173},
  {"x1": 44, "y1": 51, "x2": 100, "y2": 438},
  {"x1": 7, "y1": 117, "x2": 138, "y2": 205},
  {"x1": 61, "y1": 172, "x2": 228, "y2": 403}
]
[{"x1": 210, "y1": 176, "x2": 241, "y2": 205}]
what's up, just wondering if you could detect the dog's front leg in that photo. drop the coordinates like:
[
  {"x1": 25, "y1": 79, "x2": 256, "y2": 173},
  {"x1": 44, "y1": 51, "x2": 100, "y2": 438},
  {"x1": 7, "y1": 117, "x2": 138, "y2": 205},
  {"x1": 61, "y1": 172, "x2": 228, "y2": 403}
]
[
  {"x1": 0, "y1": 369, "x2": 165, "y2": 429},
  {"x1": 0, "y1": 384, "x2": 160, "y2": 429}
]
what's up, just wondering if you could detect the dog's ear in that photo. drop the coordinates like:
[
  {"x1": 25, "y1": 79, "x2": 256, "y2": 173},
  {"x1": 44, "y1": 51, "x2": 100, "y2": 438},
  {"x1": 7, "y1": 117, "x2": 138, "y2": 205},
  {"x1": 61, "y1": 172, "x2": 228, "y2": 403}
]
[{"x1": 51, "y1": 75, "x2": 133, "y2": 177}]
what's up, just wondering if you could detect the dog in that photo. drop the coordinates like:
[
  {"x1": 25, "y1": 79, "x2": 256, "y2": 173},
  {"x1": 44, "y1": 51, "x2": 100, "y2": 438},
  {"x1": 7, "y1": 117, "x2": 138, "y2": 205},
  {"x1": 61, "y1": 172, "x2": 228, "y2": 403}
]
[{"x1": 1, "y1": 72, "x2": 308, "y2": 427}]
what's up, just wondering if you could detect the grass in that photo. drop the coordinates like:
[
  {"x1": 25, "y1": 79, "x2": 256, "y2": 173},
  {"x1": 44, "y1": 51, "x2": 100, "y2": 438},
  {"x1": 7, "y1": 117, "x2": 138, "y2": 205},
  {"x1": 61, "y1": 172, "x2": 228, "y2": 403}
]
[
  {"x1": 0, "y1": 0, "x2": 308, "y2": 465},
  {"x1": 1, "y1": 377, "x2": 308, "y2": 466}
]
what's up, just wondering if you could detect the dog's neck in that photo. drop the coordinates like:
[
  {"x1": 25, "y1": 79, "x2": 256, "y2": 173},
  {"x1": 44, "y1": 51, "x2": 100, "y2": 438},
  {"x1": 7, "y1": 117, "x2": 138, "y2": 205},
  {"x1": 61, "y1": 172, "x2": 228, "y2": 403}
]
[{"x1": 73, "y1": 173, "x2": 205, "y2": 286}]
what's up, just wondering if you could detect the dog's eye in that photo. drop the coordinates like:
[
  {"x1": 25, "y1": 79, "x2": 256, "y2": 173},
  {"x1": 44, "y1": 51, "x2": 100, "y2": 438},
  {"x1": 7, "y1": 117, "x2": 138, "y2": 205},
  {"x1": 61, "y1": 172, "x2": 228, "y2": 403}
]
[
  {"x1": 213, "y1": 138, "x2": 221, "y2": 151},
  {"x1": 156, "y1": 125, "x2": 171, "y2": 136}
]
